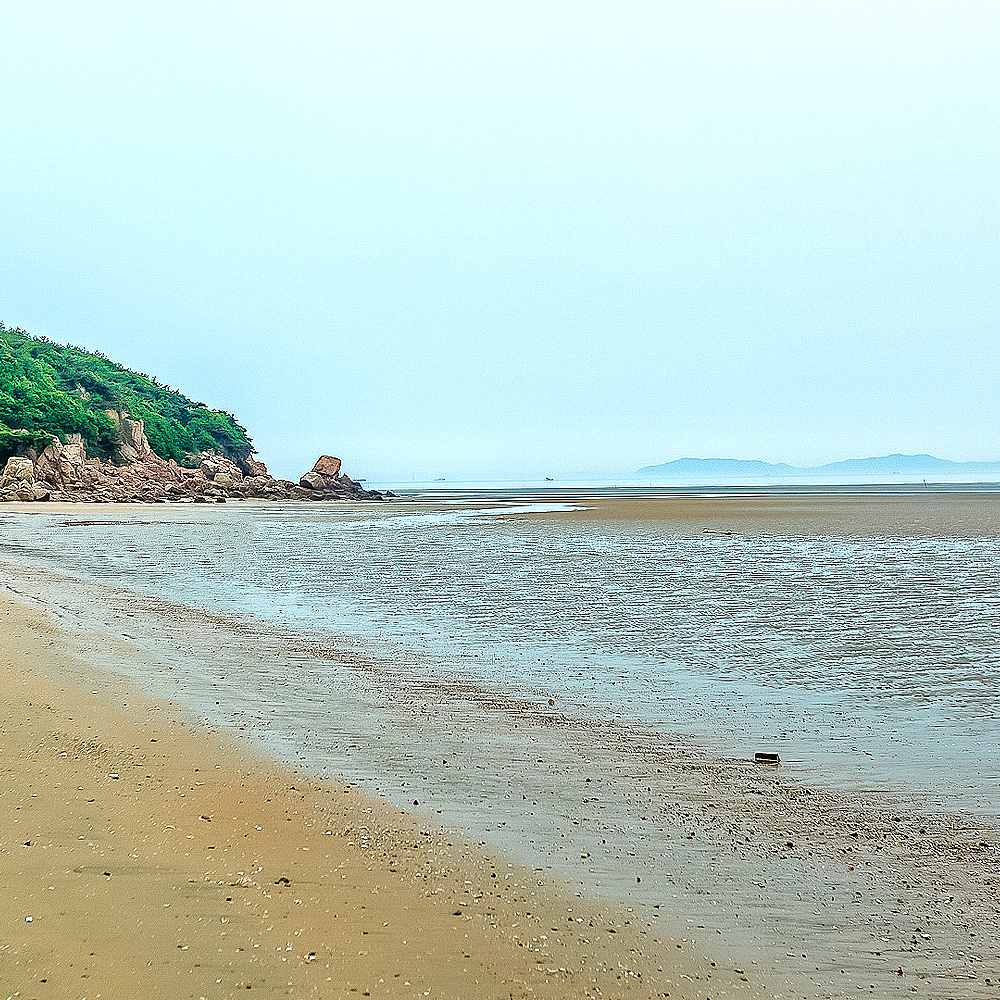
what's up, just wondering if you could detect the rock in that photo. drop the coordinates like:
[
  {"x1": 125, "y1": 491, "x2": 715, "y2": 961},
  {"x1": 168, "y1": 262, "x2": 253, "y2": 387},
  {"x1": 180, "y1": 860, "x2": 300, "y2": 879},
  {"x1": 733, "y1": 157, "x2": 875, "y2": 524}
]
[
  {"x1": 106, "y1": 410, "x2": 152, "y2": 463},
  {"x1": 299, "y1": 472, "x2": 324, "y2": 490},
  {"x1": 35, "y1": 439, "x2": 87, "y2": 486},
  {"x1": 311, "y1": 455, "x2": 342, "y2": 478},
  {"x1": 244, "y1": 456, "x2": 270, "y2": 478},
  {"x1": 1, "y1": 456, "x2": 36, "y2": 487},
  {"x1": 199, "y1": 455, "x2": 243, "y2": 484},
  {"x1": 243, "y1": 476, "x2": 270, "y2": 496},
  {"x1": 293, "y1": 454, "x2": 388, "y2": 500},
  {"x1": 119, "y1": 417, "x2": 152, "y2": 462},
  {"x1": 0, "y1": 439, "x2": 384, "y2": 505}
]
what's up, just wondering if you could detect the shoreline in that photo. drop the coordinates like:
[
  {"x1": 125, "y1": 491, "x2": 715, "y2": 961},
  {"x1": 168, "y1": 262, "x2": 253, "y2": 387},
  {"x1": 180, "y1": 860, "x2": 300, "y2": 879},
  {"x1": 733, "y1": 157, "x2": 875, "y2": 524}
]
[
  {"x1": 0, "y1": 593, "x2": 753, "y2": 999},
  {"x1": 2, "y1": 498, "x2": 999, "y2": 998}
]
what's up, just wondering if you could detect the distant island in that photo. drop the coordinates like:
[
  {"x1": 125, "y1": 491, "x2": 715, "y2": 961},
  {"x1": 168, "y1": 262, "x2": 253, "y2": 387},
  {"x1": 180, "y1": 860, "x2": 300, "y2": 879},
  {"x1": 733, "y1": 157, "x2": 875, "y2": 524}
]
[
  {"x1": 637, "y1": 454, "x2": 1000, "y2": 480},
  {"x1": 0, "y1": 322, "x2": 385, "y2": 503}
]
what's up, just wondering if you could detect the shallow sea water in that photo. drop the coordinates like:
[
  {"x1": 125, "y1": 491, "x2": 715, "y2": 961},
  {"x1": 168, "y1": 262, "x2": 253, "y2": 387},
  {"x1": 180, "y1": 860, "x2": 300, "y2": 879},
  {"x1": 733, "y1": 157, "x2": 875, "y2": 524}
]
[{"x1": 1, "y1": 492, "x2": 998, "y2": 815}]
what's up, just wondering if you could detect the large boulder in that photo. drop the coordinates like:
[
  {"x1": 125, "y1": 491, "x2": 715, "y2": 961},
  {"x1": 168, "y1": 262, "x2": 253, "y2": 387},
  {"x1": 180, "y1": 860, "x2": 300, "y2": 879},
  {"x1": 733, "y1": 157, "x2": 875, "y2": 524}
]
[
  {"x1": 244, "y1": 456, "x2": 270, "y2": 478},
  {"x1": 241, "y1": 476, "x2": 271, "y2": 497},
  {"x1": 0, "y1": 456, "x2": 36, "y2": 487},
  {"x1": 35, "y1": 439, "x2": 87, "y2": 486},
  {"x1": 311, "y1": 455, "x2": 342, "y2": 478},
  {"x1": 298, "y1": 472, "x2": 325, "y2": 491},
  {"x1": 199, "y1": 455, "x2": 244, "y2": 483}
]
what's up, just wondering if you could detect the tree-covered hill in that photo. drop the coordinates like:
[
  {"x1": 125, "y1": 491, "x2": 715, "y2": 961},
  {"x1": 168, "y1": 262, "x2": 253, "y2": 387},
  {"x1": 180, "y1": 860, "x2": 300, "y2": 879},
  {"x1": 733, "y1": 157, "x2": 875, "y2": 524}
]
[{"x1": 0, "y1": 322, "x2": 254, "y2": 466}]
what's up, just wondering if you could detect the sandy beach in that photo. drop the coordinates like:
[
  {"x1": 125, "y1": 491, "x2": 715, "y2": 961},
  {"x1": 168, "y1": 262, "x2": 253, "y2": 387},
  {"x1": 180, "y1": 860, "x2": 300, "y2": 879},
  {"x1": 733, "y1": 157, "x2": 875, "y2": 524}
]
[
  {"x1": 0, "y1": 592, "x2": 759, "y2": 1000},
  {"x1": 523, "y1": 492, "x2": 1000, "y2": 537},
  {"x1": 2, "y1": 495, "x2": 999, "y2": 1000}
]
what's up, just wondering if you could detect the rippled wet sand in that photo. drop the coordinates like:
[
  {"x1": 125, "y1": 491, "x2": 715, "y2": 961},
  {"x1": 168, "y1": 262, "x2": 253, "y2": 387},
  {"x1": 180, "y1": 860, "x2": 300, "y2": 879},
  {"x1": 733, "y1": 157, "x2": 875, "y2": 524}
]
[
  {"x1": 3, "y1": 494, "x2": 997, "y2": 809},
  {"x1": 1, "y1": 494, "x2": 999, "y2": 997}
]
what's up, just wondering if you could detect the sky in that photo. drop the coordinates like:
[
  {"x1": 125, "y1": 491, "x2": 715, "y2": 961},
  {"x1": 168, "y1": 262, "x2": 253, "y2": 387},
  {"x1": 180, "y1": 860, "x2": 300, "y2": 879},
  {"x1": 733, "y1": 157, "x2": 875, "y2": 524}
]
[{"x1": 1, "y1": 1, "x2": 998, "y2": 482}]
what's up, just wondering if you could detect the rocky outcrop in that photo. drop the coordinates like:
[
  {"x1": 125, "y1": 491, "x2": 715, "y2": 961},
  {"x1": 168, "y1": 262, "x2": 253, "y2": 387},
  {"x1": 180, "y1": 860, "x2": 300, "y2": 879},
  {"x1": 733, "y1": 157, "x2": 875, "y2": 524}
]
[
  {"x1": 34, "y1": 437, "x2": 86, "y2": 486},
  {"x1": 293, "y1": 455, "x2": 376, "y2": 501},
  {"x1": 0, "y1": 457, "x2": 50, "y2": 501},
  {"x1": 0, "y1": 456, "x2": 35, "y2": 485},
  {"x1": 310, "y1": 454, "x2": 342, "y2": 478},
  {"x1": 0, "y1": 437, "x2": 388, "y2": 505},
  {"x1": 106, "y1": 410, "x2": 152, "y2": 463}
]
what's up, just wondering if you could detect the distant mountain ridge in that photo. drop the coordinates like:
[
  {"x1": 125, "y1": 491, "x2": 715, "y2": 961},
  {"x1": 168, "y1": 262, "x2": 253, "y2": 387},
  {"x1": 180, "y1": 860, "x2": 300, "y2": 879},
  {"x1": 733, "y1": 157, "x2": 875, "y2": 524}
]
[{"x1": 637, "y1": 454, "x2": 1000, "y2": 479}]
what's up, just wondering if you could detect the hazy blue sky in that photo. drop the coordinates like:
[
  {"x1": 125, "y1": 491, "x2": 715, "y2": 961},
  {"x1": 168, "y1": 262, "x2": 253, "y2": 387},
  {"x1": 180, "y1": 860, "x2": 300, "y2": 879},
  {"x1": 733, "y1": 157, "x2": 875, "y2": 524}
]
[{"x1": 2, "y1": 2, "x2": 998, "y2": 481}]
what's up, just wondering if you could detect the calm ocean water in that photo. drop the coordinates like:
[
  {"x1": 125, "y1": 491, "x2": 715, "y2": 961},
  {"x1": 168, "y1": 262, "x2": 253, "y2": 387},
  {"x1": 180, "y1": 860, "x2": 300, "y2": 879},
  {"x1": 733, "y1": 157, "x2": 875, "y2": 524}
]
[{"x1": 1, "y1": 487, "x2": 998, "y2": 814}]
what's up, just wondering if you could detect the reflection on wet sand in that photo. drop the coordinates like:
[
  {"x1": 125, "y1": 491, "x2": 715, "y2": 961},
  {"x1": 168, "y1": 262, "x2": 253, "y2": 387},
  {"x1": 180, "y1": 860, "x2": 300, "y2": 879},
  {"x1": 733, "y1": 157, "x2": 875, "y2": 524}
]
[{"x1": 1, "y1": 491, "x2": 999, "y2": 997}]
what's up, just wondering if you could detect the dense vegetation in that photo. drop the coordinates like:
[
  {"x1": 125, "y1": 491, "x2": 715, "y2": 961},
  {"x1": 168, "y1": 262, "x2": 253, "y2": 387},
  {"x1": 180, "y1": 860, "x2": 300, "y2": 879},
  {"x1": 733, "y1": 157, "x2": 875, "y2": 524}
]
[{"x1": 0, "y1": 323, "x2": 254, "y2": 466}]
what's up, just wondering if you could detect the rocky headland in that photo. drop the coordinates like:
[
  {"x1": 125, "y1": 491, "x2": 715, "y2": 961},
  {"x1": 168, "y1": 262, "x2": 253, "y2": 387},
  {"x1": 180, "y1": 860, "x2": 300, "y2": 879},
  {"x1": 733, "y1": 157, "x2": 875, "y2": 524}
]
[
  {"x1": 0, "y1": 414, "x2": 388, "y2": 504},
  {"x1": 0, "y1": 323, "x2": 391, "y2": 504}
]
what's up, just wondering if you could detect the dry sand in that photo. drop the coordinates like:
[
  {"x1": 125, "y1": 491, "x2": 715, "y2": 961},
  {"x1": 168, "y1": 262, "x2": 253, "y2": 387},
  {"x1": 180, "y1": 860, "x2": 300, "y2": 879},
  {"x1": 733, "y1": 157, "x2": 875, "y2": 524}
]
[{"x1": 0, "y1": 594, "x2": 761, "y2": 1000}]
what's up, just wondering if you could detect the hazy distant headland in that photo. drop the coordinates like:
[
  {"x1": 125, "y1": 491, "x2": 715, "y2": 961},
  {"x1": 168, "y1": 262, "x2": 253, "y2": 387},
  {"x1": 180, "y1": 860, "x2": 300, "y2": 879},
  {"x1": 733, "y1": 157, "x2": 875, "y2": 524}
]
[{"x1": 637, "y1": 454, "x2": 1000, "y2": 481}]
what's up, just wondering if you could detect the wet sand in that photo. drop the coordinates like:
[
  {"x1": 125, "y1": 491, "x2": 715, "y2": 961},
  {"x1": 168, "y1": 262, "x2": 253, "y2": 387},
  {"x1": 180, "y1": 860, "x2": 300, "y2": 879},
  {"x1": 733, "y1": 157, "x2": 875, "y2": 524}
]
[
  {"x1": 2, "y1": 495, "x2": 1000, "y2": 998},
  {"x1": 521, "y1": 492, "x2": 1000, "y2": 537},
  {"x1": 0, "y1": 594, "x2": 758, "y2": 1000}
]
